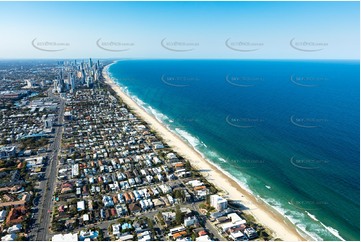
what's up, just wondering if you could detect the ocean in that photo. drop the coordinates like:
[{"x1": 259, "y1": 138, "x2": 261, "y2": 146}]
[{"x1": 108, "y1": 59, "x2": 360, "y2": 241}]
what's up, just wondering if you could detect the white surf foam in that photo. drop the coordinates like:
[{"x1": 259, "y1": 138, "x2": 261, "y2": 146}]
[
  {"x1": 319, "y1": 221, "x2": 346, "y2": 241},
  {"x1": 306, "y1": 211, "x2": 319, "y2": 222}
]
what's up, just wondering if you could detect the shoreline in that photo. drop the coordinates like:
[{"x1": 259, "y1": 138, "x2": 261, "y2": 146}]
[{"x1": 102, "y1": 63, "x2": 306, "y2": 241}]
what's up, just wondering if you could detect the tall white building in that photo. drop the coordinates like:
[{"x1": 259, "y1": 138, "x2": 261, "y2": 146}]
[
  {"x1": 210, "y1": 194, "x2": 228, "y2": 211},
  {"x1": 69, "y1": 73, "x2": 75, "y2": 93},
  {"x1": 44, "y1": 119, "x2": 52, "y2": 129}
]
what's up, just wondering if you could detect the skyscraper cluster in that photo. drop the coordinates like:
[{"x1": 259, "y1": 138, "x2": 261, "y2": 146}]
[{"x1": 53, "y1": 58, "x2": 101, "y2": 94}]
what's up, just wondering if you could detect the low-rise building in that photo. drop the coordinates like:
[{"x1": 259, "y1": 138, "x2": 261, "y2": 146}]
[
  {"x1": 244, "y1": 227, "x2": 258, "y2": 239},
  {"x1": 218, "y1": 213, "x2": 246, "y2": 232},
  {"x1": 1, "y1": 233, "x2": 17, "y2": 241},
  {"x1": 7, "y1": 224, "x2": 22, "y2": 234},
  {"x1": 52, "y1": 233, "x2": 78, "y2": 241},
  {"x1": 5, "y1": 206, "x2": 26, "y2": 226},
  {"x1": 77, "y1": 201, "x2": 85, "y2": 211},
  {"x1": 0, "y1": 146, "x2": 16, "y2": 158},
  {"x1": 183, "y1": 216, "x2": 198, "y2": 227},
  {"x1": 0, "y1": 210, "x2": 7, "y2": 222}
]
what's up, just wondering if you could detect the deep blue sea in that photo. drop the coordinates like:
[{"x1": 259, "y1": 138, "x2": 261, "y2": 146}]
[{"x1": 108, "y1": 60, "x2": 360, "y2": 241}]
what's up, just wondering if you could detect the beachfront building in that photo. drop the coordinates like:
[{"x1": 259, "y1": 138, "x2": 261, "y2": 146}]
[
  {"x1": 210, "y1": 194, "x2": 228, "y2": 211},
  {"x1": 229, "y1": 231, "x2": 247, "y2": 241},
  {"x1": 218, "y1": 213, "x2": 246, "y2": 232},
  {"x1": 244, "y1": 227, "x2": 258, "y2": 239}
]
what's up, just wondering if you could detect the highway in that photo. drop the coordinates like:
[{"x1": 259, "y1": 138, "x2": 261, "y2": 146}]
[{"x1": 34, "y1": 90, "x2": 65, "y2": 241}]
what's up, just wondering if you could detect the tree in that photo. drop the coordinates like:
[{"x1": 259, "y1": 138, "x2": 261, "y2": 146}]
[
  {"x1": 147, "y1": 218, "x2": 154, "y2": 229},
  {"x1": 108, "y1": 223, "x2": 114, "y2": 234},
  {"x1": 18, "y1": 235, "x2": 27, "y2": 241},
  {"x1": 52, "y1": 220, "x2": 65, "y2": 232},
  {"x1": 185, "y1": 160, "x2": 192, "y2": 170},
  {"x1": 175, "y1": 205, "x2": 183, "y2": 225},
  {"x1": 199, "y1": 203, "x2": 207, "y2": 209},
  {"x1": 156, "y1": 212, "x2": 165, "y2": 226},
  {"x1": 191, "y1": 233, "x2": 197, "y2": 241},
  {"x1": 98, "y1": 229, "x2": 104, "y2": 241},
  {"x1": 205, "y1": 195, "x2": 211, "y2": 205}
]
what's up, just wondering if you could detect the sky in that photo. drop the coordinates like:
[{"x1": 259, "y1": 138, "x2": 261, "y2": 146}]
[{"x1": 0, "y1": 1, "x2": 359, "y2": 59}]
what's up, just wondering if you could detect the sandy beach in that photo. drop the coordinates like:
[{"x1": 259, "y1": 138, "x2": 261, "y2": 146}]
[{"x1": 102, "y1": 63, "x2": 305, "y2": 241}]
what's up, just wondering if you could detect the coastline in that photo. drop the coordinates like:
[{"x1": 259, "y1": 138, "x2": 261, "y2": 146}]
[{"x1": 102, "y1": 63, "x2": 306, "y2": 241}]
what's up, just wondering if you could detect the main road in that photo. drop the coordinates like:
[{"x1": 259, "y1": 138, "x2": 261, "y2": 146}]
[{"x1": 35, "y1": 90, "x2": 65, "y2": 241}]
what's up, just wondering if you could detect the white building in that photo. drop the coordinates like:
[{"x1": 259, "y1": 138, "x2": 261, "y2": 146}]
[
  {"x1": 72, "y1": 164, "x2": 79, "y2": 178},
  {"x1": 210, "y1": 195, "x2": 228, "y2": 211},
  {"x1": 0, "y1": 146, "x2": 16, "y2": 158},
  {"x1": 112, "y1": 224, "x2": 121, "y2": 237},
  {"x1": 186, "y1": 180, "x2": 204, "y2": 187},
  {"x1": 137, "y1": 230, "x2": 152, "y2": 241},
  {"x1": 0, "y1": 210, "x2": 7, "y2": 222},
  {"x1": 229, "y1": 231, "x2": 246, "y2": 241},
  {"x1": 196, "y1": 235, "x2": 211, "y2": 241},
  {"x1": 102, "y1": 195, "x2": 114, "y2": 207},
  {"x1": 218, "y1": 213, "x2": 246, "y2": 232},
  {"x1": 1, "y1": 234, "x2": 17, "y2": 241},
  {"x1": 117, "y1": 234, "x2": 133, "y2": 241},
  {"x1": 52, "y1": 233, "x2": 78, "y2": 242},
  {"x1": 44, "y1": 119, "x2": 52, "y2": 129},
  {"x1": 183, "y1": 216, "x2": 198, "y2": 227},
  {"x1": 83, "y1": 214, "x2": 90, "y2": 222},
  {"x1": 25, "y1": 156, "x2": 44, "y2": 168},
  {"x1": 7, "y1": 224, "x2": 22, "y2": 234},
  {"x1": 77, "y1": 201, "x2": 85, "y2": 211}
]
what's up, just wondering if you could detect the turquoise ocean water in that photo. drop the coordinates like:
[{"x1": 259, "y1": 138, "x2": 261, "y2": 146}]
[{"x1": 108, "y1": 60, "x2": 359, "y2": 241}]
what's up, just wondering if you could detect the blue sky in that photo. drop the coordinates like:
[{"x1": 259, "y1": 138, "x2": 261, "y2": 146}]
[{"x1": 0, "y1": 1, "x2": 359, "y2": 59}]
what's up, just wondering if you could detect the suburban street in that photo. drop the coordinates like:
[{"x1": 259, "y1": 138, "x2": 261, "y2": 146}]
[{"x1": 190, "y1": 204, "x2": 226, "y2": 241}]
